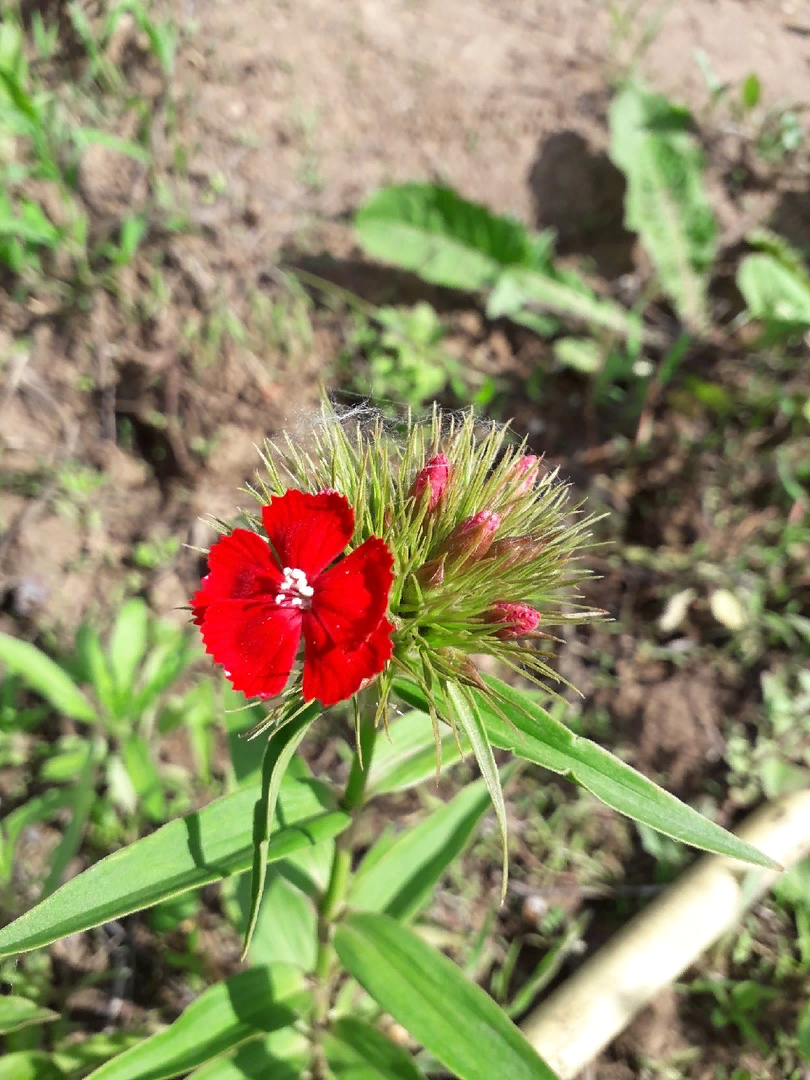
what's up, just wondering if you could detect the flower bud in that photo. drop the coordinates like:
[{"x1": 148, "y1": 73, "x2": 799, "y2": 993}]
[
  {"x1": 484, "y1": 534, "x2": 546, "y2": 570},
  {"x1": 485, "y1": 602, "x2": 543, "y2": 639},
  {"x1": 414, "y1": 557, "x2": 445, "y2": 590},
  {"x1": 512, "y1": 455, "x2": 540, "y2": 495},
  {"x1": 437, "y1": 510, "x2": 500, "y2": 569},
  {"x1": 408, "y1": 453, "x2": 451, "y2": 512}
]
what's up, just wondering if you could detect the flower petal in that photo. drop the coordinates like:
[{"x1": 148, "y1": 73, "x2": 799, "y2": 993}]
[
  {"x1": 302, "y1": 617, "x2": 394, "y2": 706},
  {"x1": 261, "y1": 490, "x2": 354, "y2": 578},
  {"x1": 199, "y1": 599, "x2": 302, "y2": 700},
  {"x1": 309, "y1": 537, "x2": 395, "y2": 648},
  {"x1": 191, "y1": 528, "x2": 281, "y2": 624}
]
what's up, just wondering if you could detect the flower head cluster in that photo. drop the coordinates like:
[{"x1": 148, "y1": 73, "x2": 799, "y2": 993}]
[{"x1": 192, "y1": 404, "x2": 601, "y2": 735}]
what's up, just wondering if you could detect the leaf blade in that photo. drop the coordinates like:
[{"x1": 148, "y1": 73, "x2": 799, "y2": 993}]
[
  {"x1": 334, "y1": 912, "x2": 558, "y2": 1080},
  {"x1": 0, "y1": 777, "x2": 349, "y2": 958},
  {"x1": 0, "y1": 633, "x2": 97, "y2": 723}
]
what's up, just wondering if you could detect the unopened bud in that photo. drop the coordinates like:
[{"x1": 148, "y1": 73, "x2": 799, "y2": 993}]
[
  {"x1": 512, "y1": 455, "x2": 540, "y2": 495},
  {"x1": 437, "y1": 510, "x2": 500, "y2": 569},
  {"x1": 415, "y1": 557, "x2": 445, "y2": 590},
  {"x1": 486, "y1": 602, "x2": 543, "y2": 639},
  {"x1": 409, "y1": 453, "x2": 451, "y2": 512},
  {"x1": 485, "y1": 534, "x2": 546, "y2": 569}
]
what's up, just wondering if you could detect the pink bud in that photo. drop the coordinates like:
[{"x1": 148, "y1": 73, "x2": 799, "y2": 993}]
[
  {"x1": 437, "y1": 510, "x2": 500, "y2": 568},
  {"x1": 486, "y1": 602, "x2": 542, "y2": 639},
  {"x1": 409, "y1": 453, "x2": 451, "y2": 512},
  {"x1": 513, "y1": 455, "x2": 540, "y2": 495},
  {"x1": 415, "y1": 557, "x2": 445, "y2": 589}
]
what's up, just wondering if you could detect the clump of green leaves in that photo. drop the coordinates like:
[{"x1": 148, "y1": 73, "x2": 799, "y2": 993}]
[
  {"x1": 726, "y1": 668, "x2": 810, "y2": 807},
  {"x1": 0, "y1": 599, "x2": 205, "y2": 898}
]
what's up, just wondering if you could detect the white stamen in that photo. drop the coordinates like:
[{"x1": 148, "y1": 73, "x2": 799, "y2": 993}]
[{"x1": 274, "y1": 566, "x2": 313, "y2": 609}]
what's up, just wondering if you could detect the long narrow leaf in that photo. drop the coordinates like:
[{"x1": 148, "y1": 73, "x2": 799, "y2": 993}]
[
  {"x1": 85, "y1": 965, "x2": 307, "y2": 1080},
  {"x1": 0, "y1": 633, "x2": 97, "y2": 722},
  {"x1": 447, "y1": 682, "x2": 508, "y2": 896},
  {"x1": 367, "y1": 709, "x2": 466, "y2": 795},
  {"x1": 242, "y1": 703, "x2": 320, "y2": 956},
  {"x1": 334, "y1": 912, "x2": 558, "y2": 1080},
  {"x1": 324, "y1": 1017, "x2": 425, "y2": 1080},
  {"x1": 393, "y1": 678, "x2": 777, "y2": 868},
  {"x1": 0, "y1": 777, "x2": 349, "y2": 958},
  {"x1": 0, "y1": 995, "x2": 58, "y2": 1034},
  {"x1": 348, "y1": 775, "x2": 493, "y2": 920}
]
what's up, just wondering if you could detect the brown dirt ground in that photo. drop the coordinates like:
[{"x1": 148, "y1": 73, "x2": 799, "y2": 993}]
[{"x1": 3, "y1": 0, "x2": 810, "y2": 1077}]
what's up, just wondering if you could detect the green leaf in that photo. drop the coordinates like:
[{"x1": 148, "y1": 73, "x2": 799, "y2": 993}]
[
  {"x1": 185, "y1": 1028, "x2": 309, "y2": 1080},
  {"x1": 355, "y1": 183, "x2": 533, "y2": 291},
  {"x1": 0, "y1": 1054, "x2": 65, "y2": 1080},
  {"x1": 348, "y1": 775, "x2": 493, "y2": 920},
  {"x1": 394, "y1": 677, "x2": 777, "y2": 868},
  {"x1": 324, "y1": 1017, "x2": 425, "y2": 1080},
  {"x1": 609, "y1": 81, "x2": 716, "y2": 330},
  {"x1": 75, "y1": 625, "x2": 118, "y2": 722},
  {"x1": 334, "y1": 913, "x2": 558, "y2": 1080},
  {"x1": 737, "y1": 253, "x2": 810, "y2": 328},
  {"x1": 0, "y1": 776, "x2": 349, "y2": 958},
  {"x1": 477, "y1": 676, "x2": 777, "y2": 868},
  {"x1": 0, "y1": 995, "x2": 58, "y2": 1034},
  {"x1": 367, "y1": 709, "x2": 466, "y2": 795},
  {"x1": 0, "y1": 633, "x2": 97, "y2": 723},
  {"x1": 243, "y1": 703, "x2": 320, "y2": 956},
  {"x1": 742, "y1": 73, "x2": 761, "y2": 111},
  {"x1": 121, "y1": 735, "x2": 166, "y2": 823},
  {"x1": 40, "y1": 743, "x2": 99, "y2": 899},
  {"x1": 108, "y1": 599, "x2": 149, "y2": 700},
  {"x1": 0, "y1": 789, "x2": 74, "y2": 884},
  {"x1": 446, "y1": 683, "x2": 508, "y2": 897},
  {"x1": 85, "y1": 965, "x2": 307, "y2": 1080},
  {"x1": 235, "y1": 866, "x2": 317, "y2": 970},
  {"x1": 487, "y1": 266, "x2": 642, "y2": 342}
]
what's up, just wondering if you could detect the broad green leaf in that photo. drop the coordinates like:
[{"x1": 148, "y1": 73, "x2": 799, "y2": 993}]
[
  {"x1": 324, "y1": 1017, "x2": 424, "y2": 1080},
  {"x1": 394, "y1": 677, "x2": 777, "y2": 869},
  {"x1": 243, "y1": 704, "x2": 321, "y2": 956},
  {"x1": 478, "y1": 676, "x2": 776, "y2": 868},
  {"x1": 85, "y1": 965, "x2": 307, "y2": 1080},
  {"x1": 487, "y1": 266, "x2": 642, "y2": 342},
  {"x1": 334, "y1": 913, "x2": 558, "y2": 1080},
  {"x1": 122, "y1": 735, "x2": 166, "y2": 823},
  {"x1": 0, "y1": 1054, "x2": 65, "y2": 1080},
  {"x1": 108, "y1": 599, "x2": 149, "y2": 701},
  {"x1": 367, "y1": 709, "x2": 466, "y2": 795},
  {"x1": 235, "y1": 867, "x2": 317, "y2": 970},
  {"x1": 0, "y1": 633, "x2": 97, "y2": 723},
  {"x1": 609, "y1": 81, "x2": 716, "y2": 330},
  {"x1": 348, "y1": 775, "x2": 493, "y2": 920},
  {"x1": 0, "y1": 995, "x2": 58, "y2": 1034},
  {"x1": 0, "y1": 776, "x2": 349, "y2": 957},
  {"x1": 355, "y1": 183, "x2": 533, "y2": 291},
  {"x1": 448, "y1": 683, "x2": 508, "y2": 895},
  {"x1": 737, "y1": 253, "x2": 810, "y2": 328},
  {"x1": 186, "y1": 1028, "x2": 309, "y2": 1080}
]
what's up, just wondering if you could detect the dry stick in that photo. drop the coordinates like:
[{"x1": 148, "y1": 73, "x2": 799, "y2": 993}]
[{"x1": 521, "y1": 789, "x2": 810, "y2": 1079}]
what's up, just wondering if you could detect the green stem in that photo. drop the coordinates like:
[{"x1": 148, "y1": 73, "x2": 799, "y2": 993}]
[{"x1": 311, "y1": 696, "x2": 379, "y2": 1073}]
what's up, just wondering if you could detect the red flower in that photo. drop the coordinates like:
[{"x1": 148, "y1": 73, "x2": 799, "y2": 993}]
[{"x1": 191, "y1": 490, "x2": 395, "y2": 707}]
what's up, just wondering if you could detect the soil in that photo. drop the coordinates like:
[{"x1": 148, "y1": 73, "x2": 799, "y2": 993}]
[{"x1": 2, "y1": 0, "x2": 810, "y2": 1077}]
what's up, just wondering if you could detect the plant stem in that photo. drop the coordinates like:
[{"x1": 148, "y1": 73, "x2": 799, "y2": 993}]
[{"x1": 311, "y1": 695, "x2": 378, "y2": 1075}]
